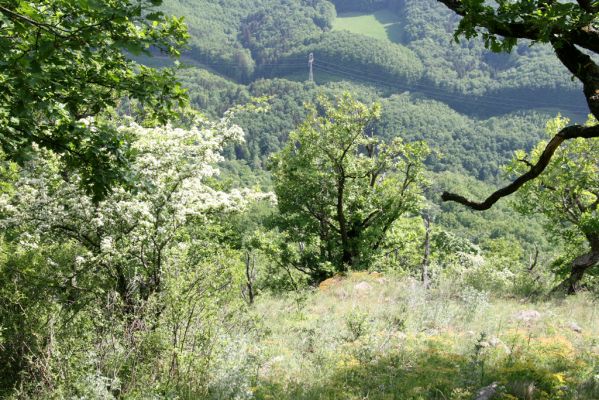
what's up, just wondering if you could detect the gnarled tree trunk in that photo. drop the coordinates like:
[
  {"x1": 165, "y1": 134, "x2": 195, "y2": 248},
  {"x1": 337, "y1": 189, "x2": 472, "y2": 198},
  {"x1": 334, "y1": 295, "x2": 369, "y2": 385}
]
[
  {"x1": 421, "y1": 214, "x2": 431, "y2": 289},
  {"x1": 553, "y1": 234, "x2": 599, "y2": 294}
]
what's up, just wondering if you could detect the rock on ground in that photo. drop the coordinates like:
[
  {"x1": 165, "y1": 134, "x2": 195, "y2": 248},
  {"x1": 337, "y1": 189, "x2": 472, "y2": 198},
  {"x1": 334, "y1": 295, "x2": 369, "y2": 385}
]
[
  {"x1": 568, "y1": 321, "x2": 583, "y2": 333},
  {"x1": 475, "y1": 382, "x2": 499, "y2": 400},
  {"x1": 514, "y1": 310, "x2": 541, "y2": 322},
  {"x1": 354, "y1": 281, "x2": 372, "y2": 293}
]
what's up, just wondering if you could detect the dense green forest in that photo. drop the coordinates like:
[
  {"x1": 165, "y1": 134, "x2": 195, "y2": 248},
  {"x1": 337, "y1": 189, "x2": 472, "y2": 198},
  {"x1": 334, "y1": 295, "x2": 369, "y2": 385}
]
[
  {"x1": 1, "y1": 0, "x2": 598, "y2": 399},
  {"x1": 173, "y1": 67, "x2": 556, "y2": 181},
  {"x1": 161, "y1": 0, "x2": 586, "y2": 116}
]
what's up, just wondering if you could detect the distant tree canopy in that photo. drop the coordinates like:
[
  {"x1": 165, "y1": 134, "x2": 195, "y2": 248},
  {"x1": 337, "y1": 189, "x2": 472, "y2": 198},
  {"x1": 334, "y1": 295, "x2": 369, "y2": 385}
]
[
  {"x1": 330, "y1": 0, "x2": 388, "y2": 12},
  {"x1": 437, "y1": 0, "x2": 599, "y2": 210},
  {"x1": 175, "y1": 71, "x2": 549, "y2": 182},
  {"x1": 240, "y1": 1, "x2": 334, "y2": 66},
  {"x1": 0, "y1": 0, "x2": 188, "y2": 200},
  {"x1": 278, "y1": 30, "x2": 424, "y2": 84},
  {"x1": 163, "y1": 0, "x2": 581, "y2": 108}
]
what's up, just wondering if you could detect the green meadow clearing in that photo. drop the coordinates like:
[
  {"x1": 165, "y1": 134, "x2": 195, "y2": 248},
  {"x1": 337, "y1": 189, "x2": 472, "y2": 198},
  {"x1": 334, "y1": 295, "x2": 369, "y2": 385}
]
[{"x1": 332, "y1": 10, "x2": 403, "y2": 43}]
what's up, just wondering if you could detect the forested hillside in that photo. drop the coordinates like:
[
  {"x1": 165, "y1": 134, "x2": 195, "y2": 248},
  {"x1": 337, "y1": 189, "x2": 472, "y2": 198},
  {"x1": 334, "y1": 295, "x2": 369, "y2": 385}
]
[
  {"x1": 162, "y1": 0, "x2": 586, "y2": 116},
  {"x1": 1, "y1": 1, "x2": 597, "y2": 399},
  {"x1": 152, "y1": 0, "x2": 590, "y2": 182},
  {"x1": 177, "y1": 71, "x2": 551, "y2": 179}
]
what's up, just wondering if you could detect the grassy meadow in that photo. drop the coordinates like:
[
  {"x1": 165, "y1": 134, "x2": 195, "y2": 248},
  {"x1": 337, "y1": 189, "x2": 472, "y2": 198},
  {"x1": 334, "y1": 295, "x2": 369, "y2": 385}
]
[
  {"x1": 209, "y1": 273, "x2": 599, "y2": 400},
  {"x1": 332, "y1": 10, "x2": 403, "y2": 43}
]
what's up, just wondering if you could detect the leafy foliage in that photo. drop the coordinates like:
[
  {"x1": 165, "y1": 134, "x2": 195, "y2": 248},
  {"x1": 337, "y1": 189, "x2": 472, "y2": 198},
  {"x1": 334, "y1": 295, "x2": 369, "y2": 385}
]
[
  {"x1": 271, "y1": 94, "x2": 429, "y2": 279},
  {"x1": 240, "y1": 0, "x2": 334, "y2": 66},
  {"x1": 279, "y1": 30, "x2": 424, "y2": 84},
  {"x1": 1, "y1": 1, "x2": 597, "y2": 398},
  {"x1": 506, "y1": 115, "x2": 599, "y2": 291},
  {"x1": 173, "y1": 70, "x2": 553, "y2": 183},
  {"x1": 163, "y1": 0, "x2": 583, "y2": 113},
  {"x1": 0, "y1": 0, "x2": 188, "y2": 199},
  {"x1": 0, "y1": 114, "x2": 265, "y2": 395}
]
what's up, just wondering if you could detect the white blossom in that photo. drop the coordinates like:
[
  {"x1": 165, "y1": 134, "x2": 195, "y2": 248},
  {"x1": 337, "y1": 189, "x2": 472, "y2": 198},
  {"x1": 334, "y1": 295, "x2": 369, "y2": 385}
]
[{"x1": 1, "y1": 114, "x2": 266, "y2": 297}]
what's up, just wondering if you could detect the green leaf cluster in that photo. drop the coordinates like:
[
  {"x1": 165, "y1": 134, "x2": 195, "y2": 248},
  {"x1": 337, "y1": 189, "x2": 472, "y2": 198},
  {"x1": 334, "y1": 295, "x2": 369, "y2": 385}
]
[
  {"x1": 0, "y1": 0, "x2": 189, "y2": 199},
  {"x1": 270, "y1": 93, "x2": 429, "y2": 278}
]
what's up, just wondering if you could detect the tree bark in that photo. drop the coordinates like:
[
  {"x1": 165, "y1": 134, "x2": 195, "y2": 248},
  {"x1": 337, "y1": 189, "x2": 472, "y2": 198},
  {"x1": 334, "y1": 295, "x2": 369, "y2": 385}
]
[
  {"x1": 337, "y1": 172, "x2": 350, "y2": 272},
  {"x1": 245, "y1": 251, "x2": 255, "y2": 305},
  {"x1": 421, "y1": 214, "x2": 431, "y2": 289},
  {"x1": 442, "y1": 125, "x2": 599, "y2": 209},
  {"x1": 553, "y1": 234, "x2": 599, "y2": 294}
]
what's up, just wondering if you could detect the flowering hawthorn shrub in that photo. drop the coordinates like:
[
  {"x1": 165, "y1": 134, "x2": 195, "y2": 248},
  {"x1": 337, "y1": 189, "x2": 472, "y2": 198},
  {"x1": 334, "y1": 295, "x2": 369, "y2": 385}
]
[{"x1": 0, "y1": 113, "x2": 270, "y2": 396}]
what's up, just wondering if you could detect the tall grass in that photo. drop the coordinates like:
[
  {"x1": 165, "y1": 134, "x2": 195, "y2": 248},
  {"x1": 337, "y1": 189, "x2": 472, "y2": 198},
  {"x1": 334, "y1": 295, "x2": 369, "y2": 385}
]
[{"x1": 217, "y1": 273, "x2": 599, "y2": 399}]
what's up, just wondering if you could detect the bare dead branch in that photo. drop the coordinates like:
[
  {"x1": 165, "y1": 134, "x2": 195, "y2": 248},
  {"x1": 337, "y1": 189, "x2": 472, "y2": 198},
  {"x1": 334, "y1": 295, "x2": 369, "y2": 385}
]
[{"x1": 517, "y1": 158, "x2": 534, "y2": 168}]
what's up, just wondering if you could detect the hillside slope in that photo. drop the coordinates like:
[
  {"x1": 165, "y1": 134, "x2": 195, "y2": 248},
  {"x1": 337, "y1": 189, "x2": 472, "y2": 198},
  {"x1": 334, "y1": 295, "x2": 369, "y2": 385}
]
[
  {"x1": 217, "y1": 272, "x2": 599, "y2": 399},
  {"x1": 162, "y1": 0, "x2": 587, "y2": 118}
]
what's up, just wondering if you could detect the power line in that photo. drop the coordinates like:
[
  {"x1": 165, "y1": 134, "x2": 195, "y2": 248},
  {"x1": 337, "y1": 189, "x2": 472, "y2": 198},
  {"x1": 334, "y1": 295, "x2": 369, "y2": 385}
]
[
  {"x1": 314, "y1": 59, "x2": 588, "y2": 114},
  {"x1": 314, "y1": 63, "x2": 526, "y2": 113},
  {"x1": 176, "y1": 55, "x2": 589, "y2": 115}
]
